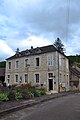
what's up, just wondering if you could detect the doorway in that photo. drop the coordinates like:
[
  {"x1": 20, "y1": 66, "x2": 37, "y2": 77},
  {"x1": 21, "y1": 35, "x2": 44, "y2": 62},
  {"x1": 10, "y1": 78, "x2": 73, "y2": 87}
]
[{"x1": 49, "y1": 79, "x2": 53, "y2": 91}]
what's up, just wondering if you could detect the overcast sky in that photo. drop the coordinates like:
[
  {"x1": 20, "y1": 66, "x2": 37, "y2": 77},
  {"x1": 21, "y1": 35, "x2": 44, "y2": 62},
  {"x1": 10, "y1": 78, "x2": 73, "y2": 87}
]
[{"x1": 0, "y1": 0, "x2": 80, "y2": 61}]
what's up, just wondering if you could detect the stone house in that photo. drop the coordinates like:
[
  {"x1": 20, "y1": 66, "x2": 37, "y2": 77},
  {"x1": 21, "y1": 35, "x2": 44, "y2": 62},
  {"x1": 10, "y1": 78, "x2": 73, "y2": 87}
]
[
  {"x1": 5, "y1": 45, "x2": 69, "y2": 92},
  {"x1": 69, "y1": 66, "x2": 80, "y2": 90}
]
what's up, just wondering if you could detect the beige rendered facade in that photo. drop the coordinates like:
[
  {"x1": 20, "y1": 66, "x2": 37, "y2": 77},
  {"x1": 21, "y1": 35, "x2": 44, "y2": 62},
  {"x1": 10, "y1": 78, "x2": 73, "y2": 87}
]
[{"x1": 5, "y1": 45, "x2": 69, "y2": 92}]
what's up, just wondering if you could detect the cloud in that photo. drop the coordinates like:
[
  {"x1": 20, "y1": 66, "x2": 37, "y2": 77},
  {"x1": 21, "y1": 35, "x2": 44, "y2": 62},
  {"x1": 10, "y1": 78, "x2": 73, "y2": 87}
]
[
  {"x1": 0, "y1": 40, "x2": 15, "y2": 60},
  {"x1": 0, "y1": 0, "x2": 80, "y2": 61},
  {"x1": 18, "y1": 36, "x2": 52, "y2": 50}
]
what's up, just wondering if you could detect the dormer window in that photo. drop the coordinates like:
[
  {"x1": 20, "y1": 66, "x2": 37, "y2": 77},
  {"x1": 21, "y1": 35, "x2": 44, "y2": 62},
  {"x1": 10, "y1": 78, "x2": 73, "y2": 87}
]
[
  {"x1": 35, "y1": 47, "x2": 41, "y2": 54},
  {"x1": 25, "y1": 50, "x2": 30, "y2": 55}
]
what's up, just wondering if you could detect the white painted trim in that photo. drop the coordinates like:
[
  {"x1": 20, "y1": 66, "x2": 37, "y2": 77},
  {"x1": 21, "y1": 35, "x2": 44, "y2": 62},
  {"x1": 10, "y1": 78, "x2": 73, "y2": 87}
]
[
  {"x1": 47, "y1": 54, "x2": 53, "y2": 66},
  {"x1": 14, "y1": 73, "x2": 19, "y2": 83},
  {"x1": 47, "y1": 72, "x2": 54, "y2": 91},
  {"x1": 15, "y1": 59, "x2": 19, "y2": 69},
  {"x1": 24, "y1": 57, "x2": 30, "y2": 68},
  {"x1": 24, "y1": 73, "x2": 29, "y2": 83},
  {"x1": 34, "y1": 72, "x2": 40, "y2": 84},
  {"x1": 34, "y1": 56, "x2": 41, "y2": 68}
]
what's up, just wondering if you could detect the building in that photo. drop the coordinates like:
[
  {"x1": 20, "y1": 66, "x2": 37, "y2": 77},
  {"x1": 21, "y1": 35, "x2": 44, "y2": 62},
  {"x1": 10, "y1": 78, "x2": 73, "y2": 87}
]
[
  {"x1": 5, "y1": 45, "x2": 69, "y2": 92},
  {"x1": 69, "y1": 66, "x2": 80, "y2": 90},
  {"x1": 0, "y1": 68, "x2": 5, "y2": 84}
]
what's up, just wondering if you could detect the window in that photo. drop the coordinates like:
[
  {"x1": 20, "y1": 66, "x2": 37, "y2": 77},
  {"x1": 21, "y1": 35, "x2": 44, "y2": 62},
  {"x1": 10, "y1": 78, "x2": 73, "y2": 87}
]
[
  {"x1": 36, "y1": 57, "x2": 39, "y2": 66},
  {"x1": 48, "y1": 56, "x2": 53, "y2": 66},
  {"x1": 67, "y1": 75, "x2": 68, "y2": 80},
  {"x1": 24, "y1": 74, "x2": 28, "y2": 83},
  {"x1": 66, "y1": 60, "x2": 68, "y2": 69},
  {"x1": 64, "y1": 75, "x2": 65, "y2": 80},
  {"x1": 35, "y1": 74, "x2": 39, "y2": 83},
  {"x1": 60, "y1": 73, "x2": 62, "y2": 83},
  {"x1": 67, "y1": 75, "x2": 68, "y2": 84},
  {"x1": 15, "y1": 60, "x2": 19, "y2": 69},
  {"x1": 59, "y1": 54, "x2": 61, "y2": 66},
  {"x1": 15, "y1": 75, "x2": 18, "y2": 82},
  {"x1": 25, "y1": 58, "x2": 29, "y2": 67},
  {"x1": 8, "y1": 62, "x2": 11, "y2": 69},
  {"x1": 48, "y1": 73, "x2": 53, "y2": 78},
  {"x1": 7, "y1": 75, "x2": 10, "y2": 83}
]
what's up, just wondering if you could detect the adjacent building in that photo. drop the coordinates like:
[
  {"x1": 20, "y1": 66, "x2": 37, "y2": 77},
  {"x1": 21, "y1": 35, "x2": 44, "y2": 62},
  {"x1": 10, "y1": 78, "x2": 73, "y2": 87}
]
[
  {"x1": 0, "y1": 68, "x2": 5, "y2": 84},
  {"x1": 5, "y1": 45, "x2": 69, "y2": 92},
  {"x1": 69, "y1": 65, "x2": 80, "y2": 90}
]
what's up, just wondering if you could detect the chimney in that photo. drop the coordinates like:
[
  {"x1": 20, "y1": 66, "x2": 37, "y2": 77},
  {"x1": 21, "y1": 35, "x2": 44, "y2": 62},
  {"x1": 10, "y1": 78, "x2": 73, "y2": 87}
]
[
  {"x1": 31, "y1": 46, "x2": 33, "y2": 49},
  {"x1": 16, "y1": 48, "x2": 19, "y2": 55}
]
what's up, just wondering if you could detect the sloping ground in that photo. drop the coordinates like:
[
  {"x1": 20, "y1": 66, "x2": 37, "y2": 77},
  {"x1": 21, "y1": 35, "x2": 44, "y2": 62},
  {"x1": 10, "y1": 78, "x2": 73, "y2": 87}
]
[
  {"x1": 0, "y1": 91, "x2": 79, "y2": 114},
  {"x1": 0, "y1": 99, "x2": 34, "y2": 112}
]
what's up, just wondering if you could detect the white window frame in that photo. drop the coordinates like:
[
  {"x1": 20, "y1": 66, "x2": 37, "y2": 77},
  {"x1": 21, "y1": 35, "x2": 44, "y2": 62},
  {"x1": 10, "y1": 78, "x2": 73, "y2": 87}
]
[
  {"x1": 34, "y1": 73, "x2": 40, "y2": 84},
  {"x1": 15, "y1": 74, "x2": 19, "y2": 83},
  {"x1": 24, "y1": 58, "x2": 29, "y2": 68},
  {"x1": 7, "y1": 74, "x2": 10, "y2": 84},
  {"x1": 66, "y1": 59, "x2": 69, "y2": 69},
  {"x1": 15, "y1": 59, "x2": 19, "y2": 69},
  {"x1": 24, "y1": 74, "x2": 28, "y2": 83},
  {"x1": 47, "y1": 55, "x2": 53, "y2": 66},
  {"x1": 48, "y1": 73, "x2": 53, "y2": 78},
  {"x1": 59, "y1": 54, "x2": 61, "y2": 66},
  {"x1": 35, "y1": 56, "x2": 41, "y2": 67},
  {"x1": 8, "y1": 61, "x2": 11, "y2": 69}
]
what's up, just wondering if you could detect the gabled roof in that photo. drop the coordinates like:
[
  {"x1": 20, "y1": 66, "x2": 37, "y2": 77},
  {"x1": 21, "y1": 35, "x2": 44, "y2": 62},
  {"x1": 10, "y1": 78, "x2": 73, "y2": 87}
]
[
  {"x1": 6, "y1": 45, "x2": 67, "y2": 60},
  {"x1": 70, "y1": 67, "x2": 80, "y2": 78}
]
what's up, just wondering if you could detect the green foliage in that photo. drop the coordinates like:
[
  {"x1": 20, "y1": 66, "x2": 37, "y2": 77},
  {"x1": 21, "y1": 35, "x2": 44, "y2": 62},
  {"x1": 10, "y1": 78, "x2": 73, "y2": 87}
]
[
  {"x1": 0, "y1": 83, "x2": 46, "y2": 102},
  {"x1": 0, "y1": 61, "x2": 6, "y2": 68},
  {"x1": 36, "y1": 88, "x2": 46, "y2": 96},
  {"x1": 7, "y1": 90, "x2": 15, "y2": 101},
  {"x1": 28, "y1": 91, "x2": 34, "y2": 98},
  {"x1": 21, "y1": 90, "x2": 30, "y2": 99},
  {"x1": 0, "y1": 93, "x2": 9, "y2": 101},
  {"x1": 68, "y1": 55, "x2": 80, "y2": 65},
  {"x1": 15, "y1": 92, "x2": 23, "y2": 100},
  {"x1": 31, "y1": 88, "x2": 46, "y2": 97},
  {"x1": 54, "y1": 38, "x2": 65, "y2": 53},
  {"x1": 39, "y1": 89, "x2": 46, "y2": 95}
]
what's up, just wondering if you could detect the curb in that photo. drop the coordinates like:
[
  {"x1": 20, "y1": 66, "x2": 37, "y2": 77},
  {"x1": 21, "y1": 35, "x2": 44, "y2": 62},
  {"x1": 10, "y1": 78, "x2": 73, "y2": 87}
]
[{"x1": 0, "y1": 92, "x2": 78, "y2": 118}]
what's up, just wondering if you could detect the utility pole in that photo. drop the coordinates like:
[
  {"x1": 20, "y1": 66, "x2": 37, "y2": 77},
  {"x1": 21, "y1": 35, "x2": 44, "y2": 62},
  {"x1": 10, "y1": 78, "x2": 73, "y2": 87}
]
[{"x1": 57, "y1": 52, "x2": 60, "y2": 93}]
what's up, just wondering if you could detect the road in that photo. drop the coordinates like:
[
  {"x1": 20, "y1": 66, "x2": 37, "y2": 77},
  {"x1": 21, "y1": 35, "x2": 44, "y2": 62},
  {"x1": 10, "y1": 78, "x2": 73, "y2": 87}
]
[{"x1": 1, "y1": 94, "x2": 80, "y2": 120}]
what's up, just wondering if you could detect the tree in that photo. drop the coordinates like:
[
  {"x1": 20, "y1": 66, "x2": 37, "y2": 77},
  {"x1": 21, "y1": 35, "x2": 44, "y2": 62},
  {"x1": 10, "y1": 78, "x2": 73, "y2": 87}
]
[
  {"x1": 54, "y1": 38, "x2": 65, "y2": 53},
  {"x1": 0, "y1": 61, "x2": 6, "y2": 68}
]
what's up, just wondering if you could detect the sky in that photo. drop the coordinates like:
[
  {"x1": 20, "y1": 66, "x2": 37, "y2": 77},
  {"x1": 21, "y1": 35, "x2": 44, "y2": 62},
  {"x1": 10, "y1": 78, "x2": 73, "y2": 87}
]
[{"x1": 0, "y1": 0, "x2": 80, "y2": 61}]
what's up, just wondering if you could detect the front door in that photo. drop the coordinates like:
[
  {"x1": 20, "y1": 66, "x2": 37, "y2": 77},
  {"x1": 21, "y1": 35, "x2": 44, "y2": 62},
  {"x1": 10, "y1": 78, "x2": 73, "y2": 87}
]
[{"x1": 49, "y1": 79, "x2": 53, "y2": 91}]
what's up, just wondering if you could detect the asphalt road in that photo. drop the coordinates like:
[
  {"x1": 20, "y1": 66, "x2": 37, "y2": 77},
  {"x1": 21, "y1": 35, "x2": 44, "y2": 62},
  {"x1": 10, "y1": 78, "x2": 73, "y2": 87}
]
[{"x1": 1, "y1": 93, "x2": 80, "y2": 120}]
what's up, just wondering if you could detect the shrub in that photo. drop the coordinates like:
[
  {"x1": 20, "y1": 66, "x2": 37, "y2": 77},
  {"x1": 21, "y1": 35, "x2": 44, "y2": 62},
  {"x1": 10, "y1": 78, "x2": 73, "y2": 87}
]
[
  {"x1": 0, "y1": 93, "x2": 9, "y2": 101},
  {"x1": 28, "y1": 91, "x2": 34, "y2": 98},
  {"x1": 21, "y1": 90, "x2": 30, "y2": 99},
  {"x1": 11, "y1": 84, "x2": 18, "y2": 90},
  {"x1": 7, "y1": 90, "x2": 15, "y2": 101},
  {"x1": 39, "y1": 89, "x2": 46, "y2": 95},
  {"x1": 15, "y1": 92, "x2": 23, "y2": 100},
  {"x1": 17, "y1": 83, "x2": 32, "y2": 91},
  {"x1": 31, "y1": 89, "x2": 41, "y2": 97}
]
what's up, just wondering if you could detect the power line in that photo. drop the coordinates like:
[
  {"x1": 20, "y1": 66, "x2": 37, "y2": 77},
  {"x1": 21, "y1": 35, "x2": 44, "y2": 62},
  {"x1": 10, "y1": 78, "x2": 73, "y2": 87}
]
[{"x1": 66, "y1": 0, "x2": 70, "y2": 42}]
